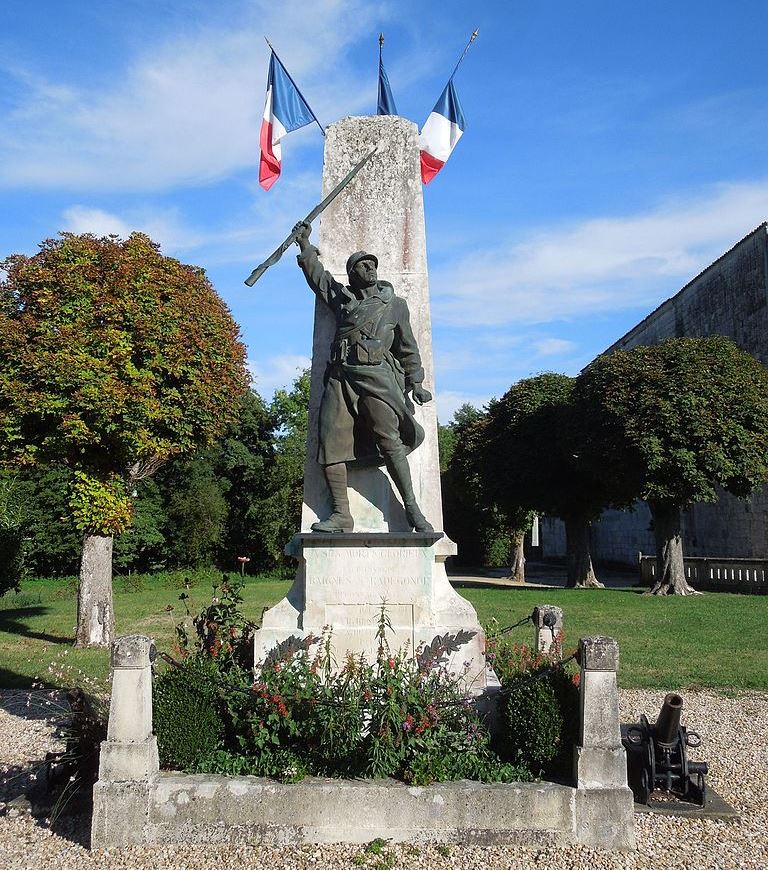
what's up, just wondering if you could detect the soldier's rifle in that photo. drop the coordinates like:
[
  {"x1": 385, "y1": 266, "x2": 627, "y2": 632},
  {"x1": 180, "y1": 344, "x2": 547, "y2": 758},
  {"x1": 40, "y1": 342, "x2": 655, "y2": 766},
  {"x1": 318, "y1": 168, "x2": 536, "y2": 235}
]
[{"x1": 244, "y1": 147, "x2": 377, "y2": 287}]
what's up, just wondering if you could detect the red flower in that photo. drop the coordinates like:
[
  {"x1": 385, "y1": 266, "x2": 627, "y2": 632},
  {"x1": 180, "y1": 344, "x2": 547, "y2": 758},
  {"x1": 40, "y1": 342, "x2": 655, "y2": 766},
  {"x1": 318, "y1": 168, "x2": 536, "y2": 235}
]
[{"x1": 387, "y1": 658, "x2": 395, "y2": 670}]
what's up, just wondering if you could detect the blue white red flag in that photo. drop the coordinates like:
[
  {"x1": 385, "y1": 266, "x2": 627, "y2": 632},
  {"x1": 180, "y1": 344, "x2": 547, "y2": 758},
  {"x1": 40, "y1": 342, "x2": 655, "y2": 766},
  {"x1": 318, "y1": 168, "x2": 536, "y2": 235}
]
[
  {"x1": 259, "y1": 51, "x2": 315, "y2": 191},
  {"x1": 377, "y1": 58, "x2": 398, "y2": 115},
  {"x1": 418, "y1": 79, "x2": 466, "y2": 184}
]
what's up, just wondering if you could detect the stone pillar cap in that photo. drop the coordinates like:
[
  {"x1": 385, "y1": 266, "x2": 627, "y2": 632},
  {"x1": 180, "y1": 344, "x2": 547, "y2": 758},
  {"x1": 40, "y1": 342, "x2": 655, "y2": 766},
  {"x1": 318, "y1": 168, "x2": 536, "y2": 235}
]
[
  {"x1": 111, "y1": 635, "x2": 156, "y2": 669},
  {"x1": 578, "y1": 636, "x2": 619, "y2": 671}
]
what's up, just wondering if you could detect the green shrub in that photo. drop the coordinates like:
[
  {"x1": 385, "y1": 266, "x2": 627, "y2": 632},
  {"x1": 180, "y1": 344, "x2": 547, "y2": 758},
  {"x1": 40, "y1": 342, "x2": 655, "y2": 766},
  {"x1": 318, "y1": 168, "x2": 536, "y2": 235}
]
[
  {"x1": 500, "y1": 676, "x2": 562, "y2": 772},
  {"x1": 210, "y1": 630, "x2": 529, "y2": 785},
  {"x1": 486, "y1": 623, "x2": 580, "y2": 777},
  {"x1": 157, "y1": 598, "x2": 531, "y2": 785},
  {"x1": 174, "y1": 574, "x2": 255, "y2": 671},
  {"x1": 153, "y1": 657, "x2": 224, "y2": 770}
]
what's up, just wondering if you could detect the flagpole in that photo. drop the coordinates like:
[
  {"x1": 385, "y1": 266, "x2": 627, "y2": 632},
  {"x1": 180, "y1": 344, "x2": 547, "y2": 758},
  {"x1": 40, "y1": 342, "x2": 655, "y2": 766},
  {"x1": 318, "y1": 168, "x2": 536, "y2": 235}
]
[
  {"x1": 379, "y1": 32, "x2": 384, "y2": 65},
  {"x1": 448, "y1": 28, "x2": 479, "y2": 82},
  {"x1": 264, "y1": 37, "x2": 326, "y2": 137}
]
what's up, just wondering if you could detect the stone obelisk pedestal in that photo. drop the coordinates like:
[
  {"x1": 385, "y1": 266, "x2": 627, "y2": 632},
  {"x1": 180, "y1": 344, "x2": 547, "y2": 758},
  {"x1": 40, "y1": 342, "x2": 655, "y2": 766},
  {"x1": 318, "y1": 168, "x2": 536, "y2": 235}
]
[{"x1": 255, "y1": 116, "x2": 489, "y2": 690}]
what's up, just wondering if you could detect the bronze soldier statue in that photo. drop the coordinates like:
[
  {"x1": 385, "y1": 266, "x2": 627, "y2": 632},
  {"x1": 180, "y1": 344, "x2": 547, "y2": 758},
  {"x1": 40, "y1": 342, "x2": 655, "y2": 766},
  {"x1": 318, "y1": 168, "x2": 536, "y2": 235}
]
[{"x1": 293, "y1": 220, "x2": 433, "y2": 533}]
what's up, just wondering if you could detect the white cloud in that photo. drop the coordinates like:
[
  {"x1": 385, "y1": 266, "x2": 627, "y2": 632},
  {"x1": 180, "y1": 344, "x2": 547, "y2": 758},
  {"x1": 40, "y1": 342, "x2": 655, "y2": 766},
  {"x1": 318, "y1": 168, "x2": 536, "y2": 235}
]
[
  {"x1": 248, "y1": 353, "x2": 311, "y2": 400},
  {"x1": 62, "y1": 207, "x2": 133, "y2": 240},
  {"x1": 0, "y1": 1, "x2": 382, "y2": 191},
  {"x1": 59, "y1": 169, "x2": 319, "y2": 259},
  {"x1": 431, "y1": 181, "x2": 768, "y2": 326},
  {"x1": 534, "y1": 338, "x2": 576, "y2": 356},
  {"x1": 61, "y1": 205, "x2": 208, "y2": 253}
]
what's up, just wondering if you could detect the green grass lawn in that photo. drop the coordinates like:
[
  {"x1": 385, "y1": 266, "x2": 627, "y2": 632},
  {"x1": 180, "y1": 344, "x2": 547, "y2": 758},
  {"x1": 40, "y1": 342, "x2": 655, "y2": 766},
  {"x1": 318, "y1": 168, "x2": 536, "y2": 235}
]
[
  {"x1": 460, "y1": 585, "x2": 768, "y2": 690},
  {"x1": 1, "y1": 571, "x2": 766, "y2": 691},
  {"x1": 0, "y1": 569, "x2": 291, "y2": 690}
]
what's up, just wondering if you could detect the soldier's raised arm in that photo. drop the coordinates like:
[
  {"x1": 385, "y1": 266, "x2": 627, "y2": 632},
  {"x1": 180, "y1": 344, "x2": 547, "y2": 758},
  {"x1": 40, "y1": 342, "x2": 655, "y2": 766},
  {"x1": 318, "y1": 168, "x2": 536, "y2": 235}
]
[{"x1": 293, "y1": 221, "x2": 344, "y2": 307}]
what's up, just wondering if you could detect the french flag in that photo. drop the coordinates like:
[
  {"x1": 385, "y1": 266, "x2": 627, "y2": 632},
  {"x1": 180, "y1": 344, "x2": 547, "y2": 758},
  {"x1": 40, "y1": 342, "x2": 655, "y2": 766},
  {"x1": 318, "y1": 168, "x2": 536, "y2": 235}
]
[
  {"x1": 259, "y1": 51, "x2": 315, "y2": 191},
  {"x1": 418, "y1": 79, "x2": 466, "y2": 185}
]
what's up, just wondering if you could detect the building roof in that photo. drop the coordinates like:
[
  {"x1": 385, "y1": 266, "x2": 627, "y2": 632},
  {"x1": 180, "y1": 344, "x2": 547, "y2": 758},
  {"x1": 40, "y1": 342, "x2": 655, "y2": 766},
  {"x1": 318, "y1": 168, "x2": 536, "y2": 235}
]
[{"x1": 603, "y1": 222, "x2": 768, "y2": 355}]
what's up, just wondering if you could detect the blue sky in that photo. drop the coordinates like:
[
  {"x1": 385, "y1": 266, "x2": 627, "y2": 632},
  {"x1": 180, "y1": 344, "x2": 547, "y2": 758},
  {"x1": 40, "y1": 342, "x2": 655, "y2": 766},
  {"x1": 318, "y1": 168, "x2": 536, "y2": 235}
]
[{"x1": 2, "y1": 0, "x2": 768, "y2": 421}]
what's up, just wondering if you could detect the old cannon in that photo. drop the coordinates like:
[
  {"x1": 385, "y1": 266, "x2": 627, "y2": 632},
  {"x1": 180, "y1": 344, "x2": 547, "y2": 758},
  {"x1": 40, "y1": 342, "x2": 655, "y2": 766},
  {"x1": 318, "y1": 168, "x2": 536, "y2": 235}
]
[{"x1": 621, "y1": 693, "x2": 708, "y2": 806}]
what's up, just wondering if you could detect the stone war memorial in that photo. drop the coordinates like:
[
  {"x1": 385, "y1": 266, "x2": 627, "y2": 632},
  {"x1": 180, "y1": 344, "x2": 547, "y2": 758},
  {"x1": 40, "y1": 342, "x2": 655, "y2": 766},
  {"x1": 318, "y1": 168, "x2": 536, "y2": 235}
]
[
  {"x1": 253, "y1": 115, "x2": 489, "y2": 686},
  {"x1": 91, "y1": 116, "x2": 636, "y2": 850}
]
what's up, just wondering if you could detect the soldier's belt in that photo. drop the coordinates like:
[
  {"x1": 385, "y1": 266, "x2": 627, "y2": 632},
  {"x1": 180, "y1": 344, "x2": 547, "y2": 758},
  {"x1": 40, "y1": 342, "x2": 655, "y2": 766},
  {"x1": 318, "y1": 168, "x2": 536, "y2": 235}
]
[{"x1": 330, "y1": 337, "x2": 384, "y2": 366}]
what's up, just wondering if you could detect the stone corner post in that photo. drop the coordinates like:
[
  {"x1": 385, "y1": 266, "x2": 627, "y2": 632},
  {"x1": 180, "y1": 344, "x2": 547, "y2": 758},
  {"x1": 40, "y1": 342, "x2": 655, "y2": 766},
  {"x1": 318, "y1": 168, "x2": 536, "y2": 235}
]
[
  {"x1": 91, "y1": 634, "x2": 158, "y2": 849},
  {"x1": 574, "y1": 635, "x2": 627, "y2": 788},
  {"x1": 572, "y1": 635, "x2": 636, "y2": 850},
  {"x1": 532, "y1": 605, "x2": 563, "y2": 655}
]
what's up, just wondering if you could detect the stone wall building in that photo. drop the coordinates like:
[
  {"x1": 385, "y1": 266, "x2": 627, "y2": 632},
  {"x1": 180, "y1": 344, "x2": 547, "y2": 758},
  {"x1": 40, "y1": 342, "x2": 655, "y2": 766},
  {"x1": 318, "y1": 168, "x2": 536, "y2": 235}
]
[{"x1": 542, "y1": 222, "x2": 768, "y2": 566}]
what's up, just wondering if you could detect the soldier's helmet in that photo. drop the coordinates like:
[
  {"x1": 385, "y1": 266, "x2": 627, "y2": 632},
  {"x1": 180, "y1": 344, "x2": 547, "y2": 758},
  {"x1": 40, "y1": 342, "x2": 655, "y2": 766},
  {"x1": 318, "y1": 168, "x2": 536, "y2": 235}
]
[{"x1": 346, "y1": 251, "x2": 378, "y2": 276}]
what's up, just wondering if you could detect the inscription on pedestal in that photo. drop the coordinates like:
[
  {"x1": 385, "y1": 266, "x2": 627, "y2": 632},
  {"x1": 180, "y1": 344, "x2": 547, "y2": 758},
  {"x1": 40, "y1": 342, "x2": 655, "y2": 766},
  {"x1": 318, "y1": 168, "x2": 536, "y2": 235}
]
[
  {"x1": 325, "y1": 603, "x2": 413, "y2": 629},
  {"x1": 304, "y1": 544, "x2": 431, "y2": 606}
]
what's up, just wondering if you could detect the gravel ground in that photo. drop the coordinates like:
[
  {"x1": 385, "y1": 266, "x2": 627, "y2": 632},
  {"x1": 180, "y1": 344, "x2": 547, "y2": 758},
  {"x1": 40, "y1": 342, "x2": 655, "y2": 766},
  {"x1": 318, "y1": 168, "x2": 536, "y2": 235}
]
[{"x1": 0, "y1": 688, "x2": 765, "y2": 870}]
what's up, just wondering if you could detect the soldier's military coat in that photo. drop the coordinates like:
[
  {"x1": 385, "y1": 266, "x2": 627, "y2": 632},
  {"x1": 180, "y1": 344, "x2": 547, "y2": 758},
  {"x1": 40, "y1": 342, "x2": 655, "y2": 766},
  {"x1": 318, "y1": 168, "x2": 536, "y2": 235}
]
[{"x1": 297, "y1": 246, "x2": 425, "y2": 467}]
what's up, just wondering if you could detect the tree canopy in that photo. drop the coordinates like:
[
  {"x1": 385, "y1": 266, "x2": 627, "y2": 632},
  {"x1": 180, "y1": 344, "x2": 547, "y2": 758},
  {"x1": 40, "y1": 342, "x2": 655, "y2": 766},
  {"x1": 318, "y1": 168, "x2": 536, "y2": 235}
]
[
  {"x1": 578, "y1": 336, "x2": 768, "y2": 593},
  {"x1": 0, "y1": 232, "x2": 249, "y2": 642},
  {"x1": 0, "y1": 232, "x2": 248, "y2": 503},
  {"x1": 479, "y1": 373, "x2": 618, "y2": 587},
  {"x1": 441, "y1": 404, "x2": 526, "y2": 571}
]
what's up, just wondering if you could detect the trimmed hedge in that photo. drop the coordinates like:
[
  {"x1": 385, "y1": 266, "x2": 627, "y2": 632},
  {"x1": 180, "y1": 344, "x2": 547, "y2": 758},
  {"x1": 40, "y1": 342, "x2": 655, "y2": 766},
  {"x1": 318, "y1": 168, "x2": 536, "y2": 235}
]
[{"x1": 153, "y1": 657, "x2": 224, "y2": 770}]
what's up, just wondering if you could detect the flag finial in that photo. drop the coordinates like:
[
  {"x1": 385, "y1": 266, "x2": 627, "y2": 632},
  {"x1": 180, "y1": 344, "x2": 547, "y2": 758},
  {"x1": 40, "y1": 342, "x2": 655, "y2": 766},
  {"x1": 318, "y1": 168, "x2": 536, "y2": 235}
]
[{"x1": 377, "y1": 33, "x2": 397, "y2": 115}]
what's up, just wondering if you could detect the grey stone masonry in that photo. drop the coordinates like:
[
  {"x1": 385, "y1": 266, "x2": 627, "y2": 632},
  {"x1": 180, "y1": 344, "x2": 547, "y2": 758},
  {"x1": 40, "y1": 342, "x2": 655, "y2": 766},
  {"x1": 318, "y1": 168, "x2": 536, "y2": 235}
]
[
  {"x1": 574, "y1": 637, "x2": 630, "y2": 792},
  {"x1": 92, "y1": 633, "x2": 635, "y2": 850},
  {"x1": 92, "y1": 635, "x2": 159, "y2": 847},
  {"x1": 532, "y1": 605, "x2": 563, "y2": 655}
]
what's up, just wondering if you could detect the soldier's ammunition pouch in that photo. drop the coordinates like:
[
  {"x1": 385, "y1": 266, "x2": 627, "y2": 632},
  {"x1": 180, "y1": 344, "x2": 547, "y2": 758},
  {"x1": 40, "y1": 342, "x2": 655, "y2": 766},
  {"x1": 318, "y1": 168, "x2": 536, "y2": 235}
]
[{"x1": 348, "y1": 336, "x2": 384, "y2": 365}]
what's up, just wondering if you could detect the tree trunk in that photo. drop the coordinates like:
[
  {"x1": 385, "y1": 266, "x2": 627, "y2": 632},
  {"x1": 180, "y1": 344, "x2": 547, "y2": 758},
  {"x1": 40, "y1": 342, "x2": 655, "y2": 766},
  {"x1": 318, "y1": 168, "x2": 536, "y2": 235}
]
[
  {"x1": 507, "y1": 529, "x2": 526, "y2": 583},
  {"x1": 648, "y1": 501, "x2": 700, "y2": 595},
  {"x1": 75, "y1": 533, "x2": 115, "y2": 647},
  {"x1": 564, "y1": 515, "x2": 604, "y2": 589}
]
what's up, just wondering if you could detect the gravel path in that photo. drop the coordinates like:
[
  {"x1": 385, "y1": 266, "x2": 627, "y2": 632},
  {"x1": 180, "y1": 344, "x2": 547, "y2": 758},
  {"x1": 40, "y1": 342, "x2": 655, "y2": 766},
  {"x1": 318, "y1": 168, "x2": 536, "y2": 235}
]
[{"x1": 0, "y1": 688, "x2": 765, "y2": 869}]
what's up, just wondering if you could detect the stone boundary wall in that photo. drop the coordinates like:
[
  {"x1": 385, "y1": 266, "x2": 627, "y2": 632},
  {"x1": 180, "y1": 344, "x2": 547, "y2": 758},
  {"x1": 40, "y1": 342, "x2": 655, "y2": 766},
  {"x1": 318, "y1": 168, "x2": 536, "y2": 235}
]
[
  {"x1": 91, "y1": 633, "x2": 635, "y2": 851},
  {"x1": 544, "y1": 224, "x2": 768, "y2": 568}
]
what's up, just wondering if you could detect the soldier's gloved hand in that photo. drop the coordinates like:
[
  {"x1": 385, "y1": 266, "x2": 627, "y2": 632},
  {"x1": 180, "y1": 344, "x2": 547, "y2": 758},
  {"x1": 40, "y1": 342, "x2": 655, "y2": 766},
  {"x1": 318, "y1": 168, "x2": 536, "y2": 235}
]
[
  {"x1": 411, "y1": 384, "x2": 433, "y2": 405},
  {"x1": 292, "y1": 221, "x2": 312, "y2": 250}
]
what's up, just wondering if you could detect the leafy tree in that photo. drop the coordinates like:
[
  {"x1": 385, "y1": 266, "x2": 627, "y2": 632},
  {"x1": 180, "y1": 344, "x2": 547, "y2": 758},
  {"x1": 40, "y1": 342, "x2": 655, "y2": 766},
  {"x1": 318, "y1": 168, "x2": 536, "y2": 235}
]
[
  {"x1": 577, "y1": 336, "x2": 768, "y2": 594},
  {"x1": 214, "y1": 389, "x2": 275, "y2": 571},
  {"x1": 481, "y1": 374, "x2": 621, "y2": 588},
  {"x1": 437, "y1": 422, "x2": 457, "y2": 472},
  {"x1": 0, "y1": 233, "x2": 248, "y2": 645},
  {"x1": 257, "y1": 371, "x2": 310, "y2": 566},
  {"x1": 112, "y1": 478, "x2": 167, "y2": 573},
  {"x1": 161, "y1": 453, "x2": 229, "y2": 568},
  {"x1": 442, "y1": 404, "x2": 529, "y2": 574},
  {"x1": 4, "y1": 466, "x2": 82, "y2": 577}
]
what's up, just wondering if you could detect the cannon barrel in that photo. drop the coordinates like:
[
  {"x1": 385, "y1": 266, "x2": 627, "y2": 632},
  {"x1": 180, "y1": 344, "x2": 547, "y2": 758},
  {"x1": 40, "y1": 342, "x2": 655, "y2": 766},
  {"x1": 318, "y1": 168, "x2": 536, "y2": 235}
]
[{"x1": 654, "y1": 692, "x2": 683, "y2": 746}]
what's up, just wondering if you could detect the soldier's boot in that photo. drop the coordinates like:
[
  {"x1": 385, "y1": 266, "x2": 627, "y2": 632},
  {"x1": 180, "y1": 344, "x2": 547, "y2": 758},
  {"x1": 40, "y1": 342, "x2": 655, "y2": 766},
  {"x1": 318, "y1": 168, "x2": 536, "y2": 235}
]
[
  {"x1": 311, "y1": 462, "x2": 354, "y2": 533},
  {"x1": 384, "y1": 452, "x2": 434, "y2": 533}
]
